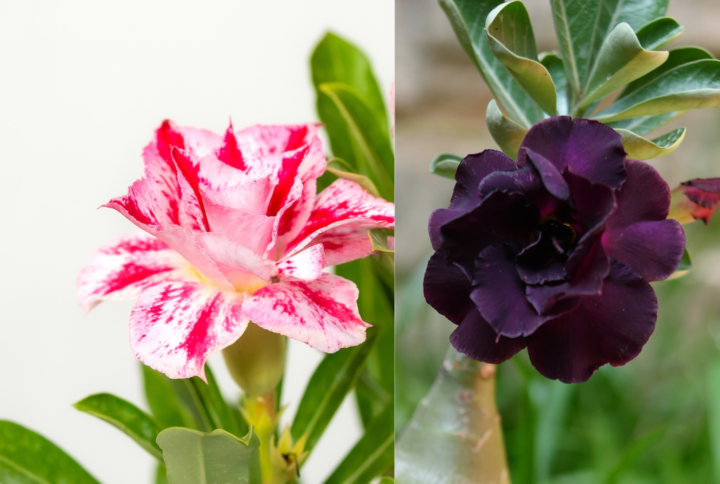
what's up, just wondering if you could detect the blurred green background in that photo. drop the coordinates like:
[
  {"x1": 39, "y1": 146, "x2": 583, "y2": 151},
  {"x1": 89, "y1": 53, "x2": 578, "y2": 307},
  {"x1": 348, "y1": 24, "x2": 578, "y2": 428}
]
[{"x1": 395, "y1": 0, "x2": 720, "y2": 482}]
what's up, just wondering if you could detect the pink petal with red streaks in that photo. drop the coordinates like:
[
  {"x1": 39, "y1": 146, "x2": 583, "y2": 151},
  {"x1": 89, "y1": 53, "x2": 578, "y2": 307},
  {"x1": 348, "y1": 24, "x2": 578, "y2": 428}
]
[
  {"x1": 243, "y1": 273, "x2": 369, "y2": 352},
  {"x1": 311, "y1": 227, "x2": 374, "y2": 267},
  {"x1": 285, "y1": 179, "x2": 395, "y2": 260},
  {"x1": 195, "y1": 232, "x2": 276, "y2": 287},
  {"x1": 277, "y1": 244, "x2": 326, "y2": 281},
  {"x1": 78, "y1": 232, "x2": 197, "y2": 312},
  {"x1": 130, "y1": 281, "x2": 248, "y2": 380}
]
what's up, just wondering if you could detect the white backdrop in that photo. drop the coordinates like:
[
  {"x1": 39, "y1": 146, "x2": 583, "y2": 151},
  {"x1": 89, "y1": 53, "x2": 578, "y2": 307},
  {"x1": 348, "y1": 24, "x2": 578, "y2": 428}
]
[{"x1": 0, "y1": 1, "x2": 393, "y2": 482}]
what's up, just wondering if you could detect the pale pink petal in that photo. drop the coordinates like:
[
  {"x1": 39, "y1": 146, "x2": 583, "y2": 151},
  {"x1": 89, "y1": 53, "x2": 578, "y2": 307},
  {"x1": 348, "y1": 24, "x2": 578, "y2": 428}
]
[
  {"x1": 277, "y1": 244, "x2": 326, "y2": 282},
  {"x1": 312, "y1": 227, "x2": 374, "y2": 267},
  {"x1": 177, "y1": 126, "x2": 223, "y2": 159},
  {"x1": 130, "y1": 282, "x2": 248, "y2": 380},
  {"x1": 194, "y1": 233, "x2": 276, "y2": 289},
  {"x1": 285, "y1": 179, "x2": 395, "y2": 260},
  {"x1": 170, "y1": 147, "x2": 209, "y2": 231},
  {"x1": 202, "y1": 176, "x2": 273, "y2": 215},
  {"x1": 203, "y1": 201, "x2": 275, "y2": 255},
  {"x1": 243, "y1": 273, "x2": 369, "y2": 352},
  {"x1": 78, "y1": 232, "x2": 198, "y2": 312}
]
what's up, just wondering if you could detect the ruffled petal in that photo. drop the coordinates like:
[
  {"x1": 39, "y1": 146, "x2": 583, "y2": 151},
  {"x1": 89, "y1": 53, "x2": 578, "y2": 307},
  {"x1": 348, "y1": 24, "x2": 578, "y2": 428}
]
[
  {"x1": 423, "y1": 252, "x2": 476, "y2": 325},
  {"x1": 525, "y1": 149, "x2": 570, "y2": 200},
  {"x1": 194, "y1": 233, "x2": 277, "y2": 289},
  {"x1": 243, "y1": 273, "x2": 369, "y2": 352},
  {"x1": 78, "y1": 232, "x2": 197, "y2": 312},
  {"x1": 470, "y1": 246, "x2": 551, "y2": 338},
  {"x1": 285, "y1": 179, "x2": 394, "y2": 260},
  {"x1": 277, "y1": 244, "x2": 326, "y2": 281},
  {"x1": 306, "y1": 227, "x2": 375, "y2": 267},
  {"x1": 517, "y1": 117, "x2": 626, "y2": 189},
  {"x1": 604, "y1": 160, "x2": 685, "y2": 281},
  {"x1": 450, "y1": 308, "x2": 528, "y2": 364},
  {"x1": 527, "y1": 262, "x2": 657, "y2": 383},
  {"x1": 449, "y1": 150, "x2": 517, "y2": 210},
  {"x1": 130, "y1": 281, "x2": 248, "y2": 380}
]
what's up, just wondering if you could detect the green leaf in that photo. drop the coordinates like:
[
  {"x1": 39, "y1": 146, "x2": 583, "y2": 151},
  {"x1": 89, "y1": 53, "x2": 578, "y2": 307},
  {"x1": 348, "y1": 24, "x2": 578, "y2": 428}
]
[
  {"x1": 619, "y1": 47, "x2": 714, "y2": 99},
  {"x1": 541, "y1": 52, "x2": 569, "y2": 115},
  {"x1": 187, "y1": 365, "x2": 243, "y2": 437},
  {"x1": 157, "y1": 427, "x2": 261, "y2": 484},
  {"x1": 0, "y1": 420, "x2": 100, "y2": 484},
  {"x1": 439, "y1": 0, "x2": 542, "y2": 127},
  {"x1": 578, "y1": 23, "x2": 668, "y2": 114},
  {"x1": 379, "y1": 479, "x2": 394, "y2": 484},
  {"x1": 74, "y1": 393, "x2": 163, "y2": 460},
  {"x1": 323, "y1": 402, "x2": 394, "y2": 484},
  {"x1": 429, "y1": 153, "x2": 462, "y2": 179},
  {"x1": 291, "y1": 330, "x2": 379, "y2": 454},
  {"x1": 325, "y1": 164, "x2": 381, "y2": 198},
  {"x1": 319, "y1": 83, "x2": 394, "y2": 201},
  {"x1": 667, "y1": 247, "x2": 692, "y2": 280},
  {"x1": 549, "y1": 0, "x2": 670, "y2": 104},
  {"x1": 369, "y1": 229, "x2": 394, "y2": 253},
  {"x1": 485, "y1": 1, "x2": 557, "y2": 115},
  {"x1": 607, "y1": 112, "x2": 682, "y2": 136},
  {"x1": 155, "y1": 464, "x2": 169, "y2": 484},
  {"x1": 533, "y1": 380, "x2": 574, "y2": 482},
  {"x1": 615, "y1": 127, "x2": 686, "y2": 160},
  {"x1": 486, "y1": 99, "x2": 527, "y2": 159},
  {"x1": 595, "y1": 59, "x2": 720, "y2": 122},
  {"x1": 635, "y1": 17, "x2": 683, "y2": 50},
  {"x1": 143, "y1": 364, "x2": 195, "y2": 430}
]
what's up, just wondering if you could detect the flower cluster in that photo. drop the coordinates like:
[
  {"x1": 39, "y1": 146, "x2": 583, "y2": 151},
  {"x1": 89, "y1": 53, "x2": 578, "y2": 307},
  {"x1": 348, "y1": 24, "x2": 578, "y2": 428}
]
[
  {"x1": 425, "y1": 117, "x2": 685, "y2": 383},
  {"x1": 79, "y1": 121, "x2": 394, "y2": 380}
]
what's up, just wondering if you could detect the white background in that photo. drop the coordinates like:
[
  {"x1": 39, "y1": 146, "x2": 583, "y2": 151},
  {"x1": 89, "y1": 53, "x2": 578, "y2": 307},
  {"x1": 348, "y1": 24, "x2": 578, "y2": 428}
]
[{"x1": 0, "y1": 1, "x2": 393, "y2": 482}]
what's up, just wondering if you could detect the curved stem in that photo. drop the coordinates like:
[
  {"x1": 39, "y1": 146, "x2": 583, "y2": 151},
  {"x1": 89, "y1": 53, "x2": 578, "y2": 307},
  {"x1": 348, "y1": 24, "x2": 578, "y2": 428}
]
[{"x1": 396, "y1": 346, "x2": 511, "y2": 484}]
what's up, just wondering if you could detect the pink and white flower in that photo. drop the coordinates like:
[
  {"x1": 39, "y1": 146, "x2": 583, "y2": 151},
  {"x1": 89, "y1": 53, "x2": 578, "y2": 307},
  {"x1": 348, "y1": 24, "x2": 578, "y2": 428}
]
[{"x1": 78, "y1": 121, "x2": 394, "y2": 380}]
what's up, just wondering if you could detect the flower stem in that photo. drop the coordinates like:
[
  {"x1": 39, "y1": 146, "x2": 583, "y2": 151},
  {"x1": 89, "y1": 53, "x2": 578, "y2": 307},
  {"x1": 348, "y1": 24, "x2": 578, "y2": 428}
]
[{"x1": 396, "y1": 346, "x2": 511, "y2": 483}]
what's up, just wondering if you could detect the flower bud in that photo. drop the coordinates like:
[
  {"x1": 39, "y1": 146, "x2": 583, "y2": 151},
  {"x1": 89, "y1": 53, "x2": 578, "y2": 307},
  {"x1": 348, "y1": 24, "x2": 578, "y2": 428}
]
[{"x1": 223, "y1": 322, "x2": 286, "y2": 396}]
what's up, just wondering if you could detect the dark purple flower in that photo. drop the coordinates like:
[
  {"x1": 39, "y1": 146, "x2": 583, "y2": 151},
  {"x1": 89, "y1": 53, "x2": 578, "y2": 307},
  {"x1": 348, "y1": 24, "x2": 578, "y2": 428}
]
[{"x1": 424, "y1": 117, "x2": 686, "y2": 383}]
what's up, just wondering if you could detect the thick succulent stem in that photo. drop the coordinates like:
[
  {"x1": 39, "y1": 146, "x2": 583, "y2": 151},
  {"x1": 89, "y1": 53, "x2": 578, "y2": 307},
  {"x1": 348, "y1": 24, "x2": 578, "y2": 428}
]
[{"x1": 396, "y1": 346, "x2": 511, "y2": 484}]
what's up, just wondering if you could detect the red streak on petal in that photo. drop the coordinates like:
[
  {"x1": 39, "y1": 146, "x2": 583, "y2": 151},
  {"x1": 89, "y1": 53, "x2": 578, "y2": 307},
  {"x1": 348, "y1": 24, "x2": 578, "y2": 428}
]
[
  {"x1": 178, "y1": 293, "x2": 222, "y2": 364},
  {"x1": 171, "y1": 147, "x2": 210, "y2": 230},
  {"x1": 267, "y1": 147, "x2": 307, "y2": 216},
  {"x1": 300, "y1": 286, "x2": 356, "y2": 329},
  {"x1": 103, "y1": 263, "x2": 173, "y2": 295},
  {"x1": 156, "y1": 120, "x2": 185, "y2": 165},
  {"x1": 217, "y1": 122, "x2": 246, "y2": 171}
]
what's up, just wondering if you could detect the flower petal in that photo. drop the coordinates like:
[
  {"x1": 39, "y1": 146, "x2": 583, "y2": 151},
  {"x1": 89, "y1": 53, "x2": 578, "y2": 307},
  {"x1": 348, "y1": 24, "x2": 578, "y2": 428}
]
[
  {"x1": 306, "y1": 227, "x2": 374, "y2": 267},
  {"x1": 285, "y1": 179, "x2": 394, "y2": 260},
  {"x1": 78, "y1": 232, "x2": 197, "y2": 312},
  {"x1": 604, "y1": 160, "x2": 685, "y2": 281},
  {"x1": 277, "y1": 244, "x2": 326, "y2": 282},
  {"x1": 130, "y1": 281, "x2": 248, "y2": 380},
  {"x1": 670, "y1": 177, "x2": 720, "y2": 224},
  {"x1": 517, "y1": 117, "x2": 626, "y2": 189},
  {"x1": 194, "y1": 232, "x2": 277, "y2": 288},
  {"x1": 450, "y1": 308, "x2": 528, "y2": 364},
  {"x1": 423, "y1": 252, "x2": 476, "y2": 325},
  {"x1": 243, "y1": 273, "x2": 369, "y2": 352},
  {"x1": 525, "y1": 148, "x2": 570, "y2": 200},
  {"x1": 527, "y1": 262, "x2": 657, "y2": 383},
  {"x1": 449, "y1": 150, "x2": 517, "y2": 210}
]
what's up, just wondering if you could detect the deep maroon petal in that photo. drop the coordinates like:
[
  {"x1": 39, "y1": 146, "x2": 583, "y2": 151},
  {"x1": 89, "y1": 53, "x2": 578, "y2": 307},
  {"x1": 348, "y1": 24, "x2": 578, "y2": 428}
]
[
  {"x1": 602, "y1": 220, "x2": 685, "y2": 281},
  {"x1": 517, "y1": 117, "x2": 626, "y2": 189},
  {"x1": 565, "y1": 171, "x2": 615, "y2": 233},
  {"x1": 423, "y1": 252, "x2": 475, "y2": 325},
  {"x1": 607, "y1": 160, "x2": 671, "y2": 227},
  {"x1": 439, "y1": 192, "x2": 538, "y2": 267},
  {"x1": 525, "y1": 149, "x2": 570, "y2": 200},
  {"x1": 516, "y1": 233, "x2": 566, "y2": 285},
  {"x1": 604, "y1": 160, "x2": 685, "y2": 281},
  {"x1": 478, "y1": 166, "x2": 563, "y2": 219},
  {"x1": 527, "y1": 262, "x2": 658, "y2": 383},
  {"x1": 449, "y1": 150, "x2": 517, "y2": 210},
  {"x1": 428, "y1": 208, "x2": 462, "y2": 251},
  {"x1": 450, "y1": 308, "x2": 528, "y2": 364},
  {"x1": 470, "y1": 245, "x2": 550, "y2": 338}
]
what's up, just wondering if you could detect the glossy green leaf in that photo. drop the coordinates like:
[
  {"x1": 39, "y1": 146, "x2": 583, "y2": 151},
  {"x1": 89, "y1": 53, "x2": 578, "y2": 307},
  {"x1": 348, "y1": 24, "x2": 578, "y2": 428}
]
[
  {"x1": 429, "y1": 153, "x2": 462, "y2": 179},
  {"x1": 636, "y1": 17, "x2": 683, "y2": 50},
  {"x1": 0, "y1": 420, "x2": 100, "y2": 484},
  {"x1": 157, "y1": 427, "x2": 261, "y2": 484},
  {"x1": 595, "y1": 59, "x2": 720, "y2": 122},
  {"x1": 324, "y1": 402, "x2": 394, "y2": 484},
  {"x1": 439, "y1": 0, "x2": 542, "y2": 127},
  {"x1": 607, "y1": 112, "x2": 682, "y2": 136},
  {"x1": 549, "y1": 0, "x2": 670, "y2": 103},
  {"x1": 143, "y1": 364, "x2": 195, "y2": 430},
  {"x1": 486, "y1": 99, "x2": 527, "y2": 159},
  {"x1": 615, "y1": 127, "x2": 685, "y2": 160},
  {"x1": 74, "y1": 393, "x2": 163, "y2": 460},
  {"x1": 620, "y1": 47, "x2": 714, "y2": 99},
  {"x1": 186, "y1": 366, "x2": 243, "y2": 437},
  {"x1": 325, "y1": 165, "x2": 380, "y2": 198},
  {"x1": 485, "y1": 1, "x2": 556, "y2": 115},
  {"x1": 291, "y1": 330, "x2": 379, "y2": 454},
  {"x1": 541, "y1": 52, "x2": 569, "y2": 115},
  {"x1": 578, "y1": 23, "x2": 668, "y2": 114},
  {"x1": 319, "y1": 83, "x2": 394, "y2": 201},
  {"x1": 667, "y1": 247, "x2": 692, "y2": 280}
]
